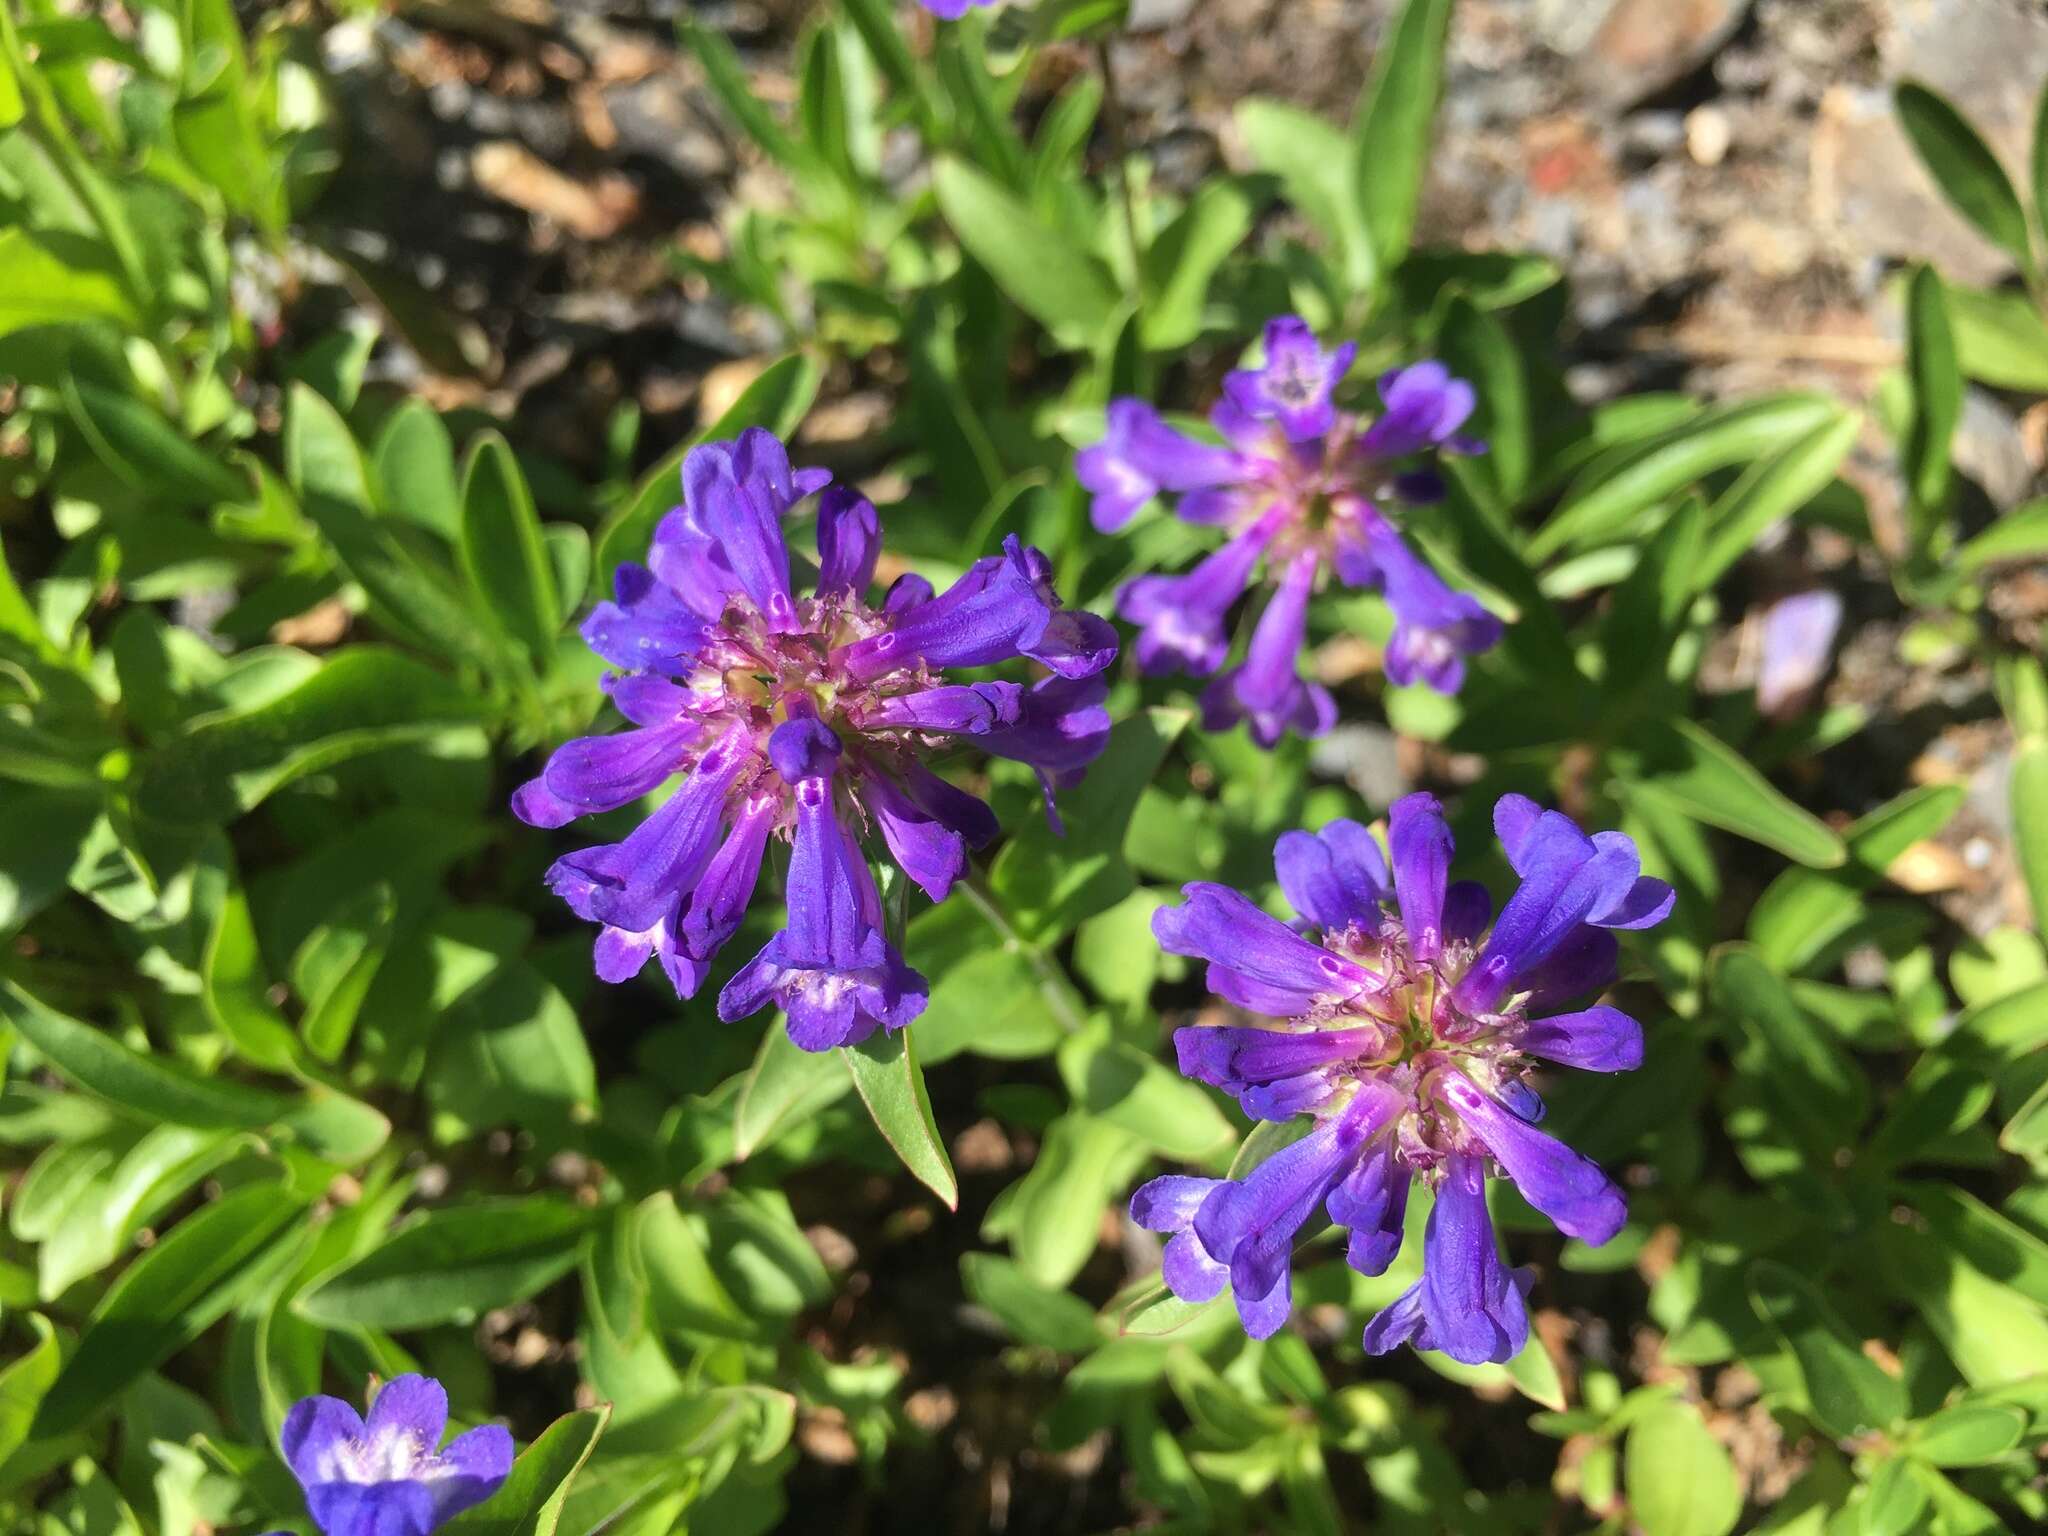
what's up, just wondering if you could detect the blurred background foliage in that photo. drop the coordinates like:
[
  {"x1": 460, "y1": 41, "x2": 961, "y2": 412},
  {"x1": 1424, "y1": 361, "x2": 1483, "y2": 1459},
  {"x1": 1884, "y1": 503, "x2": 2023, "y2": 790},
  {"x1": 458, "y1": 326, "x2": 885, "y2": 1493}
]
[{"x1": 0, "y1": 1, "x2": 2045, "y2": 1533}]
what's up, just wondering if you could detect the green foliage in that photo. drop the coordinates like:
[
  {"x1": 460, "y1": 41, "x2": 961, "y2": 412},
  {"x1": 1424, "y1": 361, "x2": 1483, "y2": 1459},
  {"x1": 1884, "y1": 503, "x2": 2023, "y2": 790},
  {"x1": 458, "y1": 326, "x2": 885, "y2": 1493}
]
[{"x1": 0, "y1": 3, "x2": 2043, "y2": 1534}]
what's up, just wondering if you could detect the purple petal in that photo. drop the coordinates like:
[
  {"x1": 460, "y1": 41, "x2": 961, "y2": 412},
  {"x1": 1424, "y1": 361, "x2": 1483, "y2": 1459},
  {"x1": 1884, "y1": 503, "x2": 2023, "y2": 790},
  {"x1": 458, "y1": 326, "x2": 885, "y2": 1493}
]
[
  {"x1": 366, "y1": 1374, "x2": 447, "y2": 1448},
  {"x1": 866, "y1": 770, "x2": 968, "y2": 902},
  {"x1": 1360, "y1": 1282, "x2": 1431, "y2": 1355},
  {"x1": 594, "y1": 921, "x2": 662, "y2": 984},
  {"x1": 1372, "y1": 528, "x2": 1500, "y2": 695},
  {"x1": 1360, "y1": 361, "x2": 1477, "y2": 459},
  {"x1": 1118, "y1": 514, "x2": 1278, "y2": 678},
  {"x1": 1275, "y1": 818, "x2": 1390, "y2": 935},
  {"x1": 767, "y1": 715, "x2": 843, "y2": 785},
  {"x1": 1416, "y1": 1152, "x2": 1529, "y2": 1366},
  {"x1": 1493, "y1": 793, "x2": 1543, "y2": 871},
  {"x1": 1130, "y1": 1174, "x2": 1225, "y2": 1232},
  {"x1": 1163, "y1": 1228, "x2": 1231, "y2": 1303},
  {"x1": 1329, "y1": 1146, "x2": 1409, "y2": 1277},
  {"x1": 900, "y1": 763, "x2": 1001, "y2": 850},
  {"x1": 1153, "y1": 884, "x2": 1374, "y2": 1016},
  {"x1": 1519, "y1": 927, "x2": 1620, "y2": 1009},
  {"x1": 860, "y1": 682, "x2": 1024, "y2": 736},
  {"x1": 580, "y1": 563, "x2": 710, "y2": 675},
  {"x1": 1518, "y1": 1005, "x2": 1644, "y2": 1072},
  {"x1": 1442, "y1": 880, "x2": 1492, "y2": 943},
  {"x1": 675, "y1": 791, "x2": 778, "y2": 965},
  {"x1": 815, "y1": 486, "x2": 881, "y2": 598},
  {"x1": 683, "y1": 431, "x2": 800, "y2": 633},
  {"x1": 1757, "y1": 589, "x2": 1844, "y2": 715},
  {"x1": 1201, "y1": 550, "x2": 1334, "y2": 748},
  {"x1": 281, "y1": 1396, "x2": 366, "y2": 1489},
  {"x1": 1388, "y1": 792, "x2": 1453, "y2": 961},
  {"x1": 306, "y1": 1483, "x2": 438, "y2": 1536},
  {"x1": 1173, "y1": 1024, "x2": 1384, "y2": 1096},
  {"x1": 431, "y1": 1424, "x2": 514, "y2": 1519},
  {"x1": 1077, "y1": 399, "x2": 1247, "y2": 532},
  {"x1": 538, "y1": 722, "x2": 694, "y2": 816},
  {"x1": 1222, "y1": 317, "x2": 1356, "y2": 442},
  {"x1": 1440, "y1": 1072, "x2": 1626, "y2": 1244},
  {"x1": 647, "y1": 505, "x2": 741, "y2": 621},
  {"x1": 543, "y1": 725, "x2": 756, "y2": 933},
  {"x1": 510, "y1": 774, "x2": 584, "y2": 829}
]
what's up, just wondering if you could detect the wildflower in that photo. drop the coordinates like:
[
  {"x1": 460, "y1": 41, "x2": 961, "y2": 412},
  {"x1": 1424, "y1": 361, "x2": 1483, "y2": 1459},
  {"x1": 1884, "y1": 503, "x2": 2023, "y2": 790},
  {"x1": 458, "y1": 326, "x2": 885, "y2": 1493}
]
[
  {"x1": 280, "y1": 1375, "x2": 512, "y2": 1536},
  {"x1": 514, "y1": 428, "x2": 1116, "y2": 1051},
  {"x1": 1129, "y1": 793, "x2": 1673, "y2": 1362},
  {"x1": 1756, "y1": 588, "x2": 1844, "y2": 717},
  {"x1": 1077, "y1": 317, "x2": 1500, "y2": 745},
  {"x1": 918, "y1": 0, "x2": 997, "y2": 16}
]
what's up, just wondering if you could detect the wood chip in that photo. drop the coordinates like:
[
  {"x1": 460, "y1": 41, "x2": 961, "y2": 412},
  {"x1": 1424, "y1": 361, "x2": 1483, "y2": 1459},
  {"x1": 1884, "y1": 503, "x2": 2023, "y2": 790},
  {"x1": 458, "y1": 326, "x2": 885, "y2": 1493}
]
[{"x1": 471, "y1": 141, "x2": 639, "y2": 239}]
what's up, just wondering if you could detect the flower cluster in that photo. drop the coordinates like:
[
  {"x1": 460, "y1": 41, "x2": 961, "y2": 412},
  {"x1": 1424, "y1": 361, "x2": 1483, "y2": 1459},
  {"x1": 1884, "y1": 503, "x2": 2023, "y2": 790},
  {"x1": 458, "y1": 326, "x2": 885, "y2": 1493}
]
[
  {"x1": 1077, "y1": 317, "x2": 1502, "y2": 746},
  {"x1": 278, "y1": 1375, "x2": 511, "y2": 1536},
  {"x1": 514, "y1": 428, "x2": 1117, "y2": 1051},
  {"x1": 1129, "y1": 793, "x2": 1673, "y2": 1362}
]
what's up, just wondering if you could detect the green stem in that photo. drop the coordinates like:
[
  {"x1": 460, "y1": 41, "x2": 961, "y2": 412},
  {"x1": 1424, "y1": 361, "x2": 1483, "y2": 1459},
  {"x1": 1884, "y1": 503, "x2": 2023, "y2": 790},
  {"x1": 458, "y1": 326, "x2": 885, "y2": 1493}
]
[
  {"x1": 1096, "y1": 39, "x2": 1145, "y2": 312},
  {"x1": 957, "y1": 872, "x2": 1087, "y2": 1035}
]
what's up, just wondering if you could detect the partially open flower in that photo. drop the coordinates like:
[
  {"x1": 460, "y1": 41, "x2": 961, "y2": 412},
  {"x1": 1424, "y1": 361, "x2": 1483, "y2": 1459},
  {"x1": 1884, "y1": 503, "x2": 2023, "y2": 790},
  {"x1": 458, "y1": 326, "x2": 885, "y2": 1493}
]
[
  {"x1": 281, "y1": 1374, "x2": 512, "y2": 1536},
  {"x1": 516, "y1": 428, "x2": 1118, "y2": 1050},
  {"x1": 1131, "y1": 793, "x2": 1672, "y2": 1361}
]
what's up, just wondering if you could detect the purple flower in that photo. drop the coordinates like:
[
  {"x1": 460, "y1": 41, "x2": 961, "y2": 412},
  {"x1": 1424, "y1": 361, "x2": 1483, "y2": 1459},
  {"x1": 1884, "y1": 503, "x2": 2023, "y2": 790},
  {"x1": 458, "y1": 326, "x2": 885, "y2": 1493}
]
[
  {"x1": 516, "y1": 428, "x2": 1118, "y2": 1051},
  {"x1": 919, "y1": 0, "x2": 997, "y2": 16},
  {"x1": 1130, "y1": 794, "x2": 1672, "y2": 1360},
  {"x1": 1083, "y1": 316, "x2": 1499, "y2": 746},
  {"x1": 280, "y1": 1375, "x2": 512, "y2": 1536},
  {"x1": 1756, "y1": 588, "x2": 1844, "y2": 717}
]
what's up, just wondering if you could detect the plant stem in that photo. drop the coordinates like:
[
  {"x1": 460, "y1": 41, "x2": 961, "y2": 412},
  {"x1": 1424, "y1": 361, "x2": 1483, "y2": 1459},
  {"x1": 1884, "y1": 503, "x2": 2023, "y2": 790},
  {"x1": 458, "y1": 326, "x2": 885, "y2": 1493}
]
[{"x1": 1096, "y1": 38, "x2": 1145, "y2": 313}]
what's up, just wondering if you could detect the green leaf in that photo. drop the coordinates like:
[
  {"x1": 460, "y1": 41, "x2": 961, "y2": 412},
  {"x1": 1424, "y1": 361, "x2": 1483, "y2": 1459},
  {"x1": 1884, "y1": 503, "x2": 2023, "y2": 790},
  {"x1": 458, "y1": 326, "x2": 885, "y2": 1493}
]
[
  {"x1": 636, "y1": 1191, "x2": 757, "y2": 1341},
  {"x1": 1859, "y1": 1456, "x2": 1929, "y2": 1536},
  {"x1": 1958, "y1": 496, "x2": 2048, "y2": 572},
  {"x1": 1748, "y1": 1260, "x2": 1908, "y2": 1436},
  {"x1": 1878, "y1": 1222, "x2": 2048, "y2": 1387},
  {"x1": 0, "y1": 978, "x2": 286, "y2": 1130},
  {"x1": 990, "y1": 1111, "x2": 1147, "y2": 1288},
  {"x1": 733, "y1": 1020, "x2": 854, "y2": 1160},
  {"x1": 677, "y1": 17, "x2": 805, "y2": 169},
  {"x1": 2010, "y1": 735, "x2": 2048, "y2": 931},
  {"x1": 1529, "y1": 393, "x2": 1841, "y2": 562},
  {"x1": 133, "y1": 648, "x2": 484, "y2": 824},
  {"x1": 932, "y1": 157, "x2": 1121, "y2": 348},
  {"x1": 1938, "y1": 279, "x2": 2048, "y2": 390},
  {"x1": 1903, "y1": 264, "x2": 1960, "y2": 538},
  {"x1": 1894, "y1": 82, "x2": 2034, "y2": 273},
  {"x1": 461, "y1": 434, "x2": 562, "y2": 667},
  {"x1": 1622, "y1": 719, "x2": 1845, "y2": 868},
  {"x1": 1437, "y1": 296, "x2": 1530, "y2": 506},
  {"x1": 61, "y1": 376, "x2": 249, "y2": 507},
  {"x1": 843, "y1": 1026, "x2": 957, "y2": 1210},
  {"x1": 1140, "y1": 177, "x2": 1261, "y2": 351},
  {"x1": 1235, "y1": 98, "x2": 1363, "y2": 274},
  {"x1": 1710, "y1": 946, "x2": 1868, "y2": 1151},
  {"x1": 0, "y1": 229, "x2": 141, "y2": 336},
  {"x1": 296, "y1": 1199, "x2": 595, "y2": 1329},
  {"x1": 1899, "y1": 1181, "x2": 2048, "y2": 1310},
  {"x1": 1623, "y1": 1397, "x2": 1741, "y2": 1536},
  {"x1": 1055, "y1": 1028, "x2": 1234, "y2": 1162},
  {"x1": 34, "y1": 1181, "x2": 305, "y2": 1439},
  {"x1": 1117, "y1": 1281, "x2": 1225, "y2": 1338},
  {"x1": 593, "y1": 353, "x2": 822, "y2": 583},
  {"x1": 989, "y1": 707, "x2": 1191, "y2": 944},
  {"x1": 1349, "y1": 0, "x2": 1454, "y2": 276},
  {"x1": 198, "y1": 849, "x2": 306, "y2": 1073},
  {"x1": 1693, "y1": 408, "x2": 1860, "y2": 594},
  {"x1": 961, "y1": 1253, "x2": 1101, "y2": 1354},
  {"x1": 285, "y1": 384, "x2": 498, "y2": 669},
  {"x1": 1747, "y1": 783, "x2": 1966, "y2": 971},
  {"x1": 0, "y1": 1313, "x2": 59, "y2": 1468},
  {"x1": 372, "y1": 400, "x2": 462, "y2": 540},
  {"x1": 1911, "y1": 1401, "x2": 2027, "y2": 1467},
  {"x1": 445, "y1": 1407, "x2": 610, "y2": 1536}
]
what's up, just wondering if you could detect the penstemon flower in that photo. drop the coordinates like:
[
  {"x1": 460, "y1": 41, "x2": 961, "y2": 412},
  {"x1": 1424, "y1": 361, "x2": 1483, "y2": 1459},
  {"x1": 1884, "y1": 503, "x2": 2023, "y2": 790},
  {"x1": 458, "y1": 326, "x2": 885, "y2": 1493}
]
[
  {"x1": 280, "y1": 1375, "x2": 512, "y2": 1536},
  {"x1": 515, "y1": 428, "x2": 1117, "y2": 1052},
  {"x1": 1129, "y1": 792, "x2": 1673, "y2": 1362},
  {"x1": 1078, "y1": 316, "x2": 1502, "y2": 746},
  {"x1": 919, "y1": 0, "x2": 998, "y2": 14}
]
